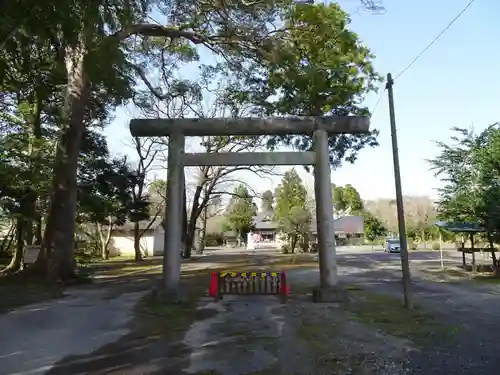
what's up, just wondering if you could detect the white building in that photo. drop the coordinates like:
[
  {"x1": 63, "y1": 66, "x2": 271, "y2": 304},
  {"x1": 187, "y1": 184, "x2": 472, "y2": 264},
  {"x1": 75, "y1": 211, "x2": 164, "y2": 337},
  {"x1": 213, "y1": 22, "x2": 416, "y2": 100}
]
[{"x1": 109, "y1": 217, "x2": 165, "y2": 257}]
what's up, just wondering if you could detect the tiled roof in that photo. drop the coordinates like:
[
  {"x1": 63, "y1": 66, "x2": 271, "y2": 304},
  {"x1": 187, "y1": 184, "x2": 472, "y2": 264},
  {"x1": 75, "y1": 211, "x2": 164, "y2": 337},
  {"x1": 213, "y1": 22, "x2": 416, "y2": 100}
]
[{"x1": 253, "y1": 212, "x2": 279, "y2": 230}]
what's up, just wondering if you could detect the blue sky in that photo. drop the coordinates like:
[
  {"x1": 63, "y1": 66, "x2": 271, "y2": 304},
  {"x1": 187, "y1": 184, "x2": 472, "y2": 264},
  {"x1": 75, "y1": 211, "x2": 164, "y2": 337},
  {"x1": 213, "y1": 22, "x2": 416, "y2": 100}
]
[{"x1": 104, "y1": 0, "x2": 498, "y2": 201}]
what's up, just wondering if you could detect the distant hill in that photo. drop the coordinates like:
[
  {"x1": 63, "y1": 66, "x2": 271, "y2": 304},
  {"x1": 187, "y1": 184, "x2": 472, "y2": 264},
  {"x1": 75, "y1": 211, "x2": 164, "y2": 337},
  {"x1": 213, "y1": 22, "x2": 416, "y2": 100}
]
[{"x1": 364, "y1": 196, "x2": 437, "y2": 232}]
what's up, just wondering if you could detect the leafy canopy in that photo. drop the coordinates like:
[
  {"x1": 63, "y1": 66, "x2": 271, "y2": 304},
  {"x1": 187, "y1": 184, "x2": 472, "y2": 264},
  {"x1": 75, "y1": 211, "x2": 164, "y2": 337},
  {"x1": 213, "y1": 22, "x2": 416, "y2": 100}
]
[
  {"x1": 223, "y1": 3, "x2": 381, "y2": 168},
  {"x1": 274, "y1": 169, "x2": 309, "y2": 231},
  {"x1": 332, "y1": 184, "x2": 364, "y2": 214},
  {"x1": 225, "y1": 184, "x2": 257, "y2": 236},
  {"x1": 429, "y1": 124, "x2": 500, "y2": 234},
  {"x1": 363, "y1": 211, "x2": 387, "y2": 243}
]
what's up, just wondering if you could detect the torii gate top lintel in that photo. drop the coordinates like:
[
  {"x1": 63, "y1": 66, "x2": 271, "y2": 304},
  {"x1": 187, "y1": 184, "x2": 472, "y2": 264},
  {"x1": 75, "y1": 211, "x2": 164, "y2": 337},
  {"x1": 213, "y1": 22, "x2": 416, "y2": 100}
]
[{"x1": 129, "y1": 116, "x2": 370, "y2": 137}]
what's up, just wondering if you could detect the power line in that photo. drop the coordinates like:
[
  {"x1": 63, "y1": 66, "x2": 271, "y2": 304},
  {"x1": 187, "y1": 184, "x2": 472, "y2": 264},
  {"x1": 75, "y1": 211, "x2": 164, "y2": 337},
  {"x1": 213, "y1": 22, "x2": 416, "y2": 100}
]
[
  {"x1": 394, "y1": 0, "x2": 477, "y2": 81},
  {"x1": 369, "y1": 84, "x2": 386, "y2": 118}
]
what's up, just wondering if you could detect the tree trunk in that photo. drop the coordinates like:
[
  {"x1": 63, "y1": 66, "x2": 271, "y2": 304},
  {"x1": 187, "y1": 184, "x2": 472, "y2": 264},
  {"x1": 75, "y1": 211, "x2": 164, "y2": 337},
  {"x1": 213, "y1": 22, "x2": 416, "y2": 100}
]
[
  {"x1": 487, "y1": 232, "x2": 499, "y2": 275},
  {"x1": 197, "y1": 204, "x2": 208, "y2": 254},
  {"x1": 4, "y1": 217, "x2": 24, "y2": 273},
  {"x1": 182, "y1": 182, "x2": 191, "y2": 259},
  {"x1": 97, "y1": 221, "x2": 112, "y2": 260},
  {"x1": 300, "y1": 233, "x2": 309, "y2": 253},
  {"x1": 184, "y1": 217, "x2": 196, "y2": 257},
  {"x1": 133, "y1": 221, "x2": 143, "y2": 261},
  {"x1": 34, "y1": 218, "x2": 42, "y2": 245},
  {"x1": 24, "y1": 94, "x2": 42, "y2": 250},
  {"x1": 290, "y1": 234, "x2": 297, "y2": 254},
  {"x1": 185, "y1": 169, "x2": 213, "y2": 257},
  {"x1": 0, "y1": 222, "x2": 15, "y2": 258},
  {"x1": 24, "y1": 219, "x2": 33, "y2": 246},
  {"x1": 34, "y1": 43, "x2": 89, "y2": 281}
]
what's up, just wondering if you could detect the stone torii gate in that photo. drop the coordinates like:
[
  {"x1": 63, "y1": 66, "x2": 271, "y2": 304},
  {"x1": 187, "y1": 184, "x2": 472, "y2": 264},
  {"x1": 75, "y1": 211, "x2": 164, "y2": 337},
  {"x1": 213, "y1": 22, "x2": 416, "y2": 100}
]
[{"x1": 129, "y1": 116, "x2": 370, "y2": 301}]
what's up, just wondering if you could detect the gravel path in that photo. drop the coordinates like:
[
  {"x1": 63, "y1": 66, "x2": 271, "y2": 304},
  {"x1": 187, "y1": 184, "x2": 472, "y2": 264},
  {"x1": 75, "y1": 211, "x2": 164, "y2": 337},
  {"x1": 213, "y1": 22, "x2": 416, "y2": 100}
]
[
  {"x1": 182, "y1": 292, "x2": 413, "y2": 375},
  {"x1": 288, "y1": 261, "x2": 500, "y2": 375}
]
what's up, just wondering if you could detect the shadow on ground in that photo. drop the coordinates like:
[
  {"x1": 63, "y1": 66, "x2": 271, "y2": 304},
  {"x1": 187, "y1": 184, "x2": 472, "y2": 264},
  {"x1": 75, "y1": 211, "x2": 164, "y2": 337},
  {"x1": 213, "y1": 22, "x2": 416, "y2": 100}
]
[{"x1": 43, "y1": 330, "x2": 189, "y2": 375}]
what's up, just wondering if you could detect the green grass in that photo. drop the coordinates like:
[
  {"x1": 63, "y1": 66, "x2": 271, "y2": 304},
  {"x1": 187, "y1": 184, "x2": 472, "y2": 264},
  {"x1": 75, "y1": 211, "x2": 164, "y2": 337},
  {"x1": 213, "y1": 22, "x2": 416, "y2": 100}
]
[
  {"x1": 472, "y1": 275, "x2": 500, "y2": 284},
  {"x1": 422, "y1": 266, "x2": 500, "y2": 285},
  {"x1": 346, "y1": 288, "x2": 461, "y2": 342},
  {"x1": 83, "y1": 257, "x2": 163, "y2": 278},
  {"x1": 134, "y1": 272, "x2": 216, "y2": 341},
  {"x1": 295, "y1": 298, "x2": 372, "y2": 374}
]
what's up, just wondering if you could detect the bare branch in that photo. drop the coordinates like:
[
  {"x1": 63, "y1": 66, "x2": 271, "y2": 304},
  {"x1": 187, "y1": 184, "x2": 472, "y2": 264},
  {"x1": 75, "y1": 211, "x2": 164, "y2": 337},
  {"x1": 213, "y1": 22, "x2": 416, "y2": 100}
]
[{"x1": 112, "y1": 24, "x2": 207, "y2": 44}]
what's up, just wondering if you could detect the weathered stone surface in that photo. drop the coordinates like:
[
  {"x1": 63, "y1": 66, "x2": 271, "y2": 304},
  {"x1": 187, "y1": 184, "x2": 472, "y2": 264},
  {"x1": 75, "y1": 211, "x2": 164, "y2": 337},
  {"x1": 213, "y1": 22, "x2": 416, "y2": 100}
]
[
  {"x1": 151, "y1": 283, "x2": 188, "y2": 304},
  {"x1": 184, "y1": 151, "x2": 316, "y2": 166},
  {"x1": 130, "y1": 116, "x2": 370, "y2": 137},
  {"x1": 312, "y1": 286, "x2": 349, "y2": 303}
]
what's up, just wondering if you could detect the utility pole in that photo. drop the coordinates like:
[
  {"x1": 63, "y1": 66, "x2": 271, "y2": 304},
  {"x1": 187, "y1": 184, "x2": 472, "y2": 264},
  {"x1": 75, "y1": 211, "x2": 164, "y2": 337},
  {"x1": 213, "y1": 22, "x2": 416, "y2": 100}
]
[{"x1": 386, "y1": 73, "x2": 413, "y2": 309}]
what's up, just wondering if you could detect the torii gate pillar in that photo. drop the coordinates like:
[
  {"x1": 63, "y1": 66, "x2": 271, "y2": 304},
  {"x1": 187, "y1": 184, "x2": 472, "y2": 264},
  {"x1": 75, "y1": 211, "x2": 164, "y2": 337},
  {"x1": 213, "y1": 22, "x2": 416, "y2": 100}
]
[{"x1": 313, "y1": 130, "x2": 338, "y2": 288}]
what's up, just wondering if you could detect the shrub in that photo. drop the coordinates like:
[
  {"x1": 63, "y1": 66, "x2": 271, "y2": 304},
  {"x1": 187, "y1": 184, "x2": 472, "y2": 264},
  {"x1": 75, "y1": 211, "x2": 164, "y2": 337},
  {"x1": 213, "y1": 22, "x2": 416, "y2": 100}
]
[
  {"x1": 74, "y1": 240, "x2": 101, "y2": 264},
  {"x1": 432, "y1": 242, "x2": 441, "y2": 250},
  {"x1": 281, "y1": 244, "x2": 290, "y2": 254},
  {"x1": 204, "y1": 232, "x2": 224, "y2": 247},
  {"x1": 309, "y1": 243, "x2": 318, "y2": 253}
]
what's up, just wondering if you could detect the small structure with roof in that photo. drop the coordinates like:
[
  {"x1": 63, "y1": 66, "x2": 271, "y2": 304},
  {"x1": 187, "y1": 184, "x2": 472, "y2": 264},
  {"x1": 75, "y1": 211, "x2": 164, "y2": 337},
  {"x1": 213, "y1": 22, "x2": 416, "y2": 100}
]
[
  {"x1": 434, "y1": 220, "x2": 494, "y2": 271},
  {"x1": 109, "y1": 217, "x2": 164, "y2": 257}
]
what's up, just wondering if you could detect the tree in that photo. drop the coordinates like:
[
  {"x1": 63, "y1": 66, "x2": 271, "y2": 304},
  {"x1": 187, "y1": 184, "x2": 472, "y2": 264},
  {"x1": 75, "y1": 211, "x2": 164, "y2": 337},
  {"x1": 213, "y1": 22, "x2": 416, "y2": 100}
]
[
  {"x1": 364, "y1": 197, "x2": 438, "y2": 237},
  {"x1": 274, "y1": 169, "x2": 309, "y2": 252},
  {"x1": 77, "y1": 132, "x2": 138, "y2": 260},
  {"x1": 127, "y1": 137, "x2": 162, "y2": 261},
  {"x1": 2, "y1": 0, "x2": 290, "y2": 280},
  {"x1": 225, "y1": 185, "x2": 257, "y2": 245},
  {"x1": 343, "y1": 184, "x2": 364, "y2": 213},
  {"x1": 261, "y1": 190, "x2": 274, "y2": 213},
  {"x1": 332, "y1": 184, "x2": 364, "y2": 215},
  {"x1": 180, "y1": 136, "x2": 275, "y2": 258},
  {"x1": 405, "y1": 197, "x2": 436, "y2": 248},
  {"x1": 147, "y1": 179, "x2": 168, "y2": 217},
  {"x1": 2, "y1": 0, "x2": 382, "y2": 281},
  {"x1": 363, "y1": 211, "x2": 387, "y2": 247},
  {"x1": 225, "y1": 3, "x2": 380, "y2": 167},
  {"x1": 332, "y1": 185, "x2": 347, "y2": 213},
  {"x1": 429, "y1": 124, "x2": 500, "y2": 272},
  {"x1": 198, "y1": 194, "x2": 223, "y2": 254},
  {"x1": 283, "y1": 206, "x2": 311, "y2": 253}
]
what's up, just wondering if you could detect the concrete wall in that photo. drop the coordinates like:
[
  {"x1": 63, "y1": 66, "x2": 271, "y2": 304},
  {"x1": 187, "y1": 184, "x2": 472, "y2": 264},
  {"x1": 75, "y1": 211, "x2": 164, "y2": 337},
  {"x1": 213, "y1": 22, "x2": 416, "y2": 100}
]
[
  {"x1": 152, "y1": 226, "x2": 165, "y2": 256},
  {"x1": 109, "y1": 231, "x2": 155, "y2": 257}
]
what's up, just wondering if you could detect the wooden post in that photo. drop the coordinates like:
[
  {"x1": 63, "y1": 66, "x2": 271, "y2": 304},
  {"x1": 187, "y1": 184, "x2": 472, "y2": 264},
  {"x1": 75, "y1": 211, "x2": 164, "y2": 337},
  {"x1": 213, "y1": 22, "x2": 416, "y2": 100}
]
[
  {"x1": 386, "y1": 73, "x2": 413, "y2": 309},
  {"x1": 471, "y1": 233, "x2": 476, "y2": 273},
  {"x1": 439, "y1": 231, "x2": 444, "y2": 269}
]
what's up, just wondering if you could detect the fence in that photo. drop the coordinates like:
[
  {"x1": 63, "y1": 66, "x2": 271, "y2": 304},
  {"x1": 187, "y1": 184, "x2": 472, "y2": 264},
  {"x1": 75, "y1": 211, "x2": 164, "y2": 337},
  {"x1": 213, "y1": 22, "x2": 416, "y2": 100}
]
[{"x1": 209, "y1": 271, "x2": 290, "y2": 303}]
